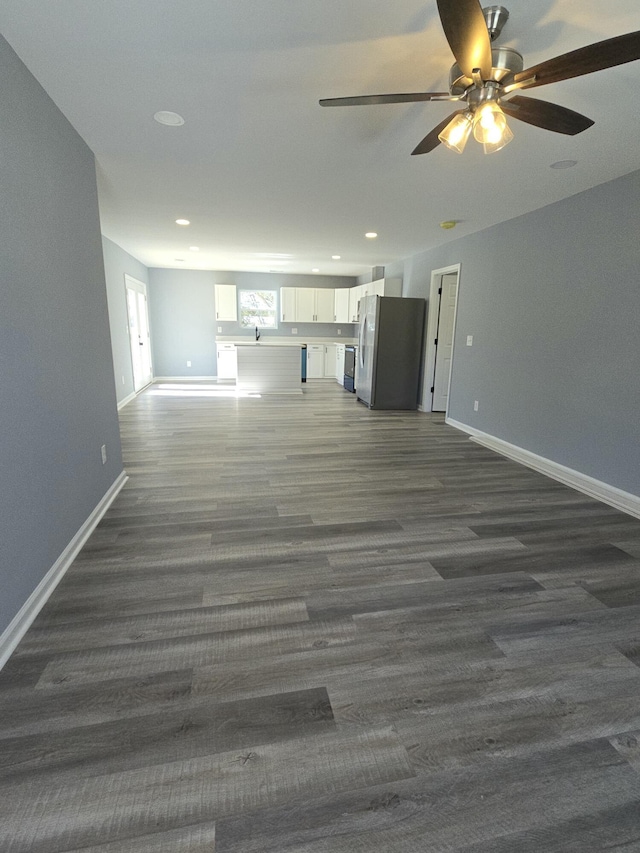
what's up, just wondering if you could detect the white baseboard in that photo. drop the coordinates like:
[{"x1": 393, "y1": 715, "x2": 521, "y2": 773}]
[
  {"x1": 0, "y1": 470, "x2": 129, "y2": 671},
  {"x1": 153, "y1": 376, "x2": 217, "y2": 382},
  {"x1": 446, "y1": 417, "x2": 640, "y2": 521},
  {"x1": 117, "y1": 391, "x2": 136, "y2": 410}
]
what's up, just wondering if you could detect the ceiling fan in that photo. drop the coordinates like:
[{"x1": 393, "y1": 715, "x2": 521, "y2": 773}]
[{"x1": 319, "y1": 1, "x2": 640, "y2": 154}]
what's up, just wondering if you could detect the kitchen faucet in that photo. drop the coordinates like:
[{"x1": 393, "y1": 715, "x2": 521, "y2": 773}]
[{"x1": 255, "y1": 326, "x2": 260, "y2": 341}]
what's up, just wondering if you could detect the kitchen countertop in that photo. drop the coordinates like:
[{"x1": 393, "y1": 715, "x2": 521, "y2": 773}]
[{"x1": 217, "y1": 337, "x2": 357, "y2": 346}]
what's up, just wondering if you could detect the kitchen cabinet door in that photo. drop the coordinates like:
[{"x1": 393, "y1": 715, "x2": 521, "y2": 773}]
[
  {"x1": 349, "y1": 285, "x2": 362, "y2": 323},
  {"x1": 335, "y1": 343, "x2": 345, "y2": 383},
  {"x1": 306, "y1": 344, "x2": 324, "y2": 378},
  {"x1": 315, "y1": 289, "x2": 335, "y2": 323},
  {"x1": 334, "y1": 289, "x2": 350, "y2": 323},
  {"x1": 280, "y1": 287, "x2": 297, "y2": 322},
  {"x1": 216, "y1": 343, "x2": 237, "y2": 378},
  {"x1": 296, "y1": 288, "x2": 315, "y2": 323},
  {"x1": 214, "y1": 284, "x2": 237, "y2": 321},
  {"x1": 324, "y1": 344, "x2": 336, "y2": 377}
]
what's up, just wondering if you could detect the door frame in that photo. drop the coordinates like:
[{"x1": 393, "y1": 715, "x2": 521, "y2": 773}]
[
  {"x1": 124, "y1": 274, "x2": 153, "y2": 392},
  {"x1": 422, "y1": 263, "x2": 461, "y2": 414}
]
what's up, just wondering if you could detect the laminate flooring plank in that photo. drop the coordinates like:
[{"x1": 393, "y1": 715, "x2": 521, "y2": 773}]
[
  {"x1": 431, "y1": 541, "x2": 634, "y2": 579},
  {"x1": 19, "y1": 598, "x2": 309, "y2": 654},
  {"x1": 0, "y1": 669, "x2": 194, "y2": 738},
  {"x1": 0, "y1": 726, "x2": 414, "y2": 853},
  {"x1": 36, "y1": 617, "x2": 357, "y2": 686},
  {"x1": 214, "y1": 739, "x2": 640, "y2": 853},
  {"x1": 307, "y1": 570, "x2": 542, "y2": 620},
  {"x1": 0, "y1": 687, "x2": 335, "y2": 785},
  {"x1": 59, "y1": 821, "x2": 217, "y2": 853}
]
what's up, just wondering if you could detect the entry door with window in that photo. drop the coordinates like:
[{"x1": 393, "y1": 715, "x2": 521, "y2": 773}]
[{"x1": 125, "y1": 275, "x2": 152, "y2": 392}]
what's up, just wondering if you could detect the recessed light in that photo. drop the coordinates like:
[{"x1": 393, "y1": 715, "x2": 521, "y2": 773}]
[
  {"x1": 550, "y1": 160, "x2": 578, "y2": 169},
  {"x1": 154, "y1": 111, "x2": 185, "y2": 126},
  {"x1": 365, "y1": 232, "x2": 378, "y2": 239},
  {"x1": 312, "y1": 268, "x2": 320, "y2": 273},
  {"x1": 332, "y1": 255, "x2": 341, "y2": 260},
  {"x1": 189, "y1": 246, "x2": 200, "y2": 251},
  {"x1": 175, "y1": 258, "x2": 185, "y2": 262},
  {"x1": 175, "y1": 219, "x2": 190, "y2": 226}
]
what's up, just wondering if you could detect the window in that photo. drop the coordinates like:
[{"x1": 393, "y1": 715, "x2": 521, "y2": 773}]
[{"x1": 239, "y1": 289, "x2": 278, "y2": 328}]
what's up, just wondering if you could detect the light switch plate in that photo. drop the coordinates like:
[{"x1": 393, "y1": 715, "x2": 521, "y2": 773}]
[
  {"x1": 217, "y1": 326, "x2": 222, "y2": 333},
  {"x1": 467, "y1": 335, "x2": 473, "y2": 346},
  {"x1": 291, "y1": 328, "x2": 298, "y2": 335}
]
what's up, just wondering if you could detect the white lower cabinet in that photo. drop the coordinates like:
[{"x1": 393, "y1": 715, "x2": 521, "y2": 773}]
[
  {"x1": 216, "y1": 343, "x2": 237, "y2": 379},
  {"x1": 335, "y1": 343, "x2": 345, "y2": 384},
  {"x1": 306, "y1": 344, "x2": 324, "y2": 378},
  {"x1": 324, "y1": 344, "x2": 336, "y2": 377}
]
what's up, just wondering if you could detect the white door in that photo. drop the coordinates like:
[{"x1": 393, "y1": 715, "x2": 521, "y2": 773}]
[
  {"x1": 432, "y1": 272, "x2": 459, "y2": 411},
  {"x1": 125, "y1": 276, "x2": 152, "y2": 392}
]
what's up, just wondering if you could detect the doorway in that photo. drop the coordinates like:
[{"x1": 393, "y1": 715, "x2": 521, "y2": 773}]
[
  {"x1": 423, "y1": 264, "x2": 460, "y2": 413},
  {"x1": 125, "y1": 275, "x2": 153, "y2": 392}
]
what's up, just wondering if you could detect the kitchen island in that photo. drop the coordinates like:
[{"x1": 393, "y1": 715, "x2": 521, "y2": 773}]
[{"x1": 235, "y1": 344, "x2": 302, "y2": 395}]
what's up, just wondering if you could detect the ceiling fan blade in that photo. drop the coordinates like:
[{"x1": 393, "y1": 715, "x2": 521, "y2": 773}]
[
  {"x1": 411, "y1": 110, "x2": 465, "y2": 155},
  {"x1": 504, "y1": 30, "x2": 640, "y2": 91},
  {"x1": 501, "y1": 95, "x2": 594, "y2": 135},
  {"x1": 319, "y1": 92, "x2": 451, "y2": 107},
  {"x1": 436, "y1": 0, "x2": 492, "y2": 79}
]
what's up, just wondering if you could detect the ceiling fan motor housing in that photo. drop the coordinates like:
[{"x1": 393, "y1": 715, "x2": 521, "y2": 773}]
[{"x1": 449, "y1": 46, "x2": 524, "y2": 95}]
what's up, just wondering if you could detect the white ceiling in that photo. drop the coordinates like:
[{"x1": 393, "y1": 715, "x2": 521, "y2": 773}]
[{"x1": 1, "y1": 1, "x2": 639, "y2": 276}]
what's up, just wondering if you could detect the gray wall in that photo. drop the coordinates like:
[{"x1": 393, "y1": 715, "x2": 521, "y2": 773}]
[
  {"x1": 102, "y1": 236, "x2": 149, "y2": 404},
  {"x1": 0, "y1": 36, "x2": 124, "y2": 636},
  {"x1": 148, "y1": 269, "x2": 356, "y2": 377},
  {"x1": 397, "y1": 170, "x2": 640, "y2": 499}
]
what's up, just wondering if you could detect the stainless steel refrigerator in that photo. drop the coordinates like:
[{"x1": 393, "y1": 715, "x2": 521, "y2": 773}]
[{"x1": 356, "y1": 295, "x2": 426, "y2": 410}]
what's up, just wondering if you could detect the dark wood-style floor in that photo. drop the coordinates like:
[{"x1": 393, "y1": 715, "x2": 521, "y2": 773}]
[{"x1": 3, "y1": 380, "x2": 640, "y2": 851}]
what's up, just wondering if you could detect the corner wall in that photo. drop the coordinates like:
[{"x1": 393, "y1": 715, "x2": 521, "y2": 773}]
[
  {"x1": 0, "y1": 36, "x2": 124, "y2": 638},
  {"x1": 399, "y1": 169, "x2": 640, "y2": 499}
]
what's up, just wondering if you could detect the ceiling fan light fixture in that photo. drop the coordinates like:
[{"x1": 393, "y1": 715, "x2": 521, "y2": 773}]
[
  {"x1": 471, "y1": 101, "x2": 513, "y2": 153},
  {"x1": 438, "y1": 111, "x2": 474, "y2": 154}
]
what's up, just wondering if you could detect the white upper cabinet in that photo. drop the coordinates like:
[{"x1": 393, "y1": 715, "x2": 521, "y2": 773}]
[
  {"x1": 334, "y1": 288, "x2": 350, "y2": 323},
  {"x1": 214, "y1": 284, "x2": 237, "y2": 321},
  {"x1": 296, "y1": 288, "x2": 316, "y2": 322},
  {"x1": 280, "y1": 287, "x2": 297, "y2": 322},
  {"x1": 280, "y1": 287, "x2": 336, "y2": 323},
  {"x1": 314, "y1": 289, "x2": 335, "y2": 323}
]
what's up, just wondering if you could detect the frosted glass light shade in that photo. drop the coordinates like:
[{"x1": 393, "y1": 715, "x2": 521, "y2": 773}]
[
  {"x1": 472, "y1": 102, "x2": 513, "y2": 153},
  {"x1": 438, "y1": 112, "x2": 473, "y2": 154}
]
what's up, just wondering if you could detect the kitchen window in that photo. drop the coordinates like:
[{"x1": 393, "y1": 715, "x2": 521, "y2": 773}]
[{"x1": 239, "y1": 289, "x2": 278, "y2": 328}]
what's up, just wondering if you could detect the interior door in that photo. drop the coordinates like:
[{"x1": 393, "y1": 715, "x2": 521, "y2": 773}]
[
  {"x1": 126, "y1": 276, "x2": 153, "y2": 392},
  {"x1": 432, "y1": 272, "x2": 458, "y2": 411}
]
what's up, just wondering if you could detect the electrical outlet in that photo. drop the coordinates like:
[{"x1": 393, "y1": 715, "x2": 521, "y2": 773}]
[
  {"x1": 121, "y1": 375, "x2": 125, "y2": 385},
  {"x1": 186, "y1": 360, "x2": 192, "y2": 367},
  {"x1": 337, "y1": 329, "x2": 342, "y2": 335},
  {"x1": 467, "y1": 335, "x2": 473, "y2": 346},
  {"x1": 217, "y1": 326, "x2": 222, "y2": 333},
  {"x1": 473, "y1": 400, "x2": 479, "y2": 412},
  {"x1": 101, "y1": 444, "x2": 107, "y2": 465},
  {"x1": 291, "y1": 328, "x2": 298, "y2": 335}
]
